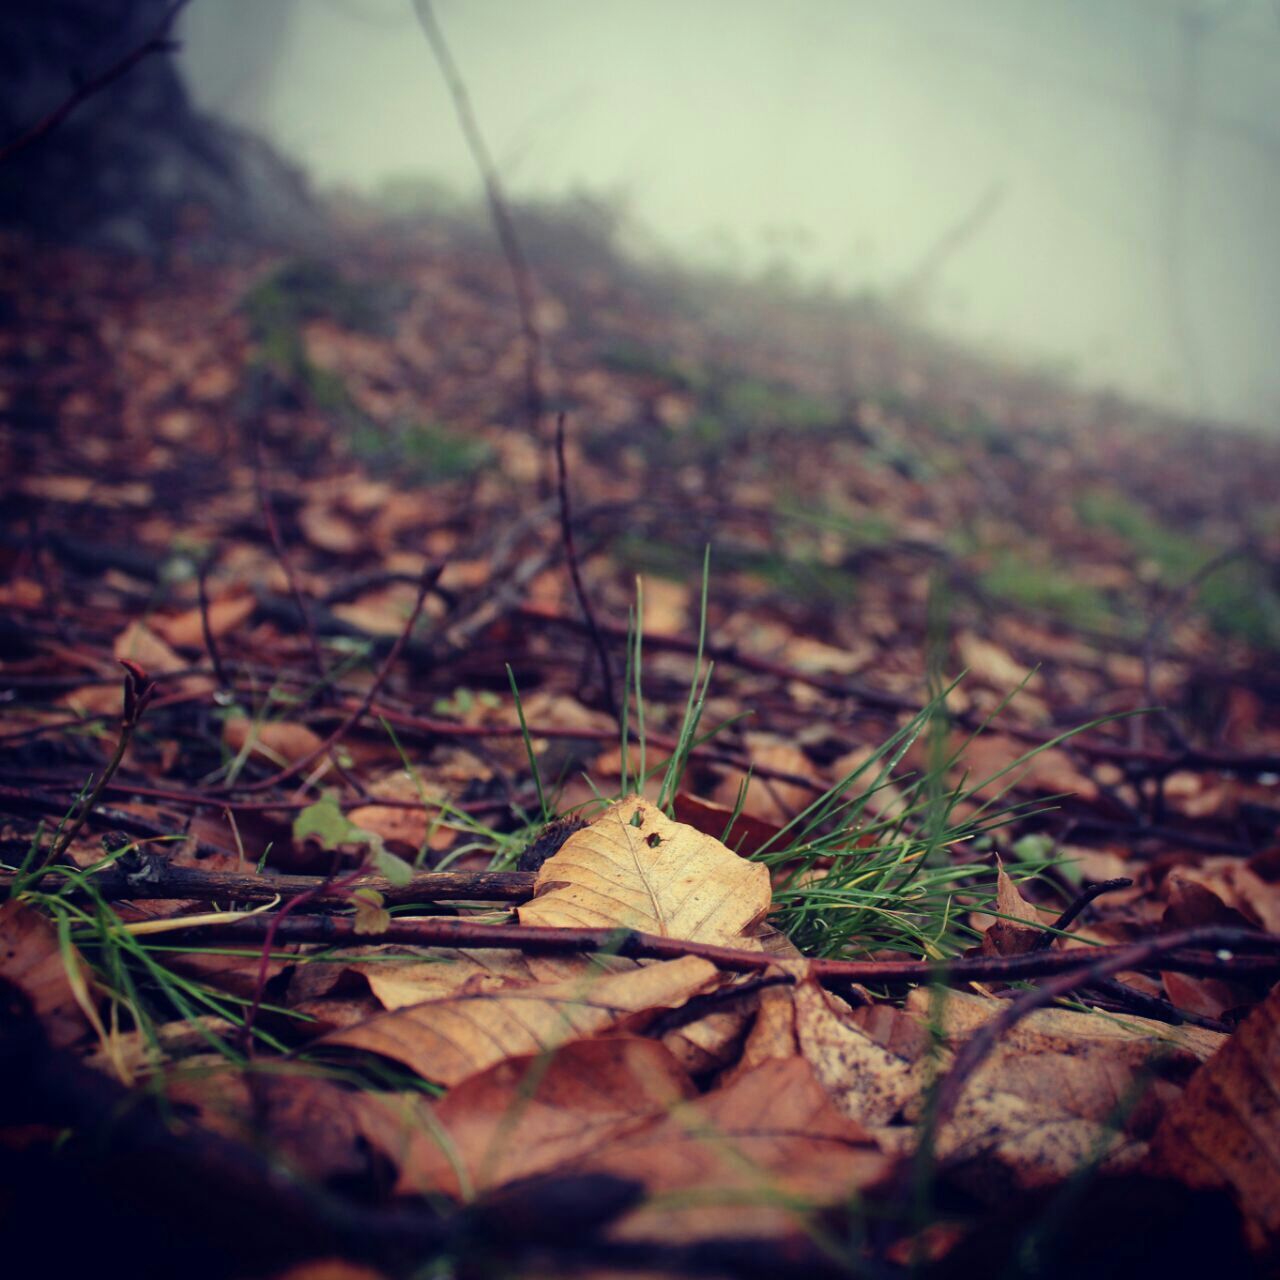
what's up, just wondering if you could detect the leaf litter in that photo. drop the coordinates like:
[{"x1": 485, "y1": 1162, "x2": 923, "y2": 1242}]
[{"x1": 2, "y1": 199, "x2": 1280, "y2": 1277}]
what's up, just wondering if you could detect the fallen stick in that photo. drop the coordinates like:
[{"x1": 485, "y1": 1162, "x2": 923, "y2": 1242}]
[
  {"x1": 163, "y1": 917, "x2": 1280, "y2": 988},
  {"x1": 2, "y1": 863, "x2": 535, "y2": 906}
]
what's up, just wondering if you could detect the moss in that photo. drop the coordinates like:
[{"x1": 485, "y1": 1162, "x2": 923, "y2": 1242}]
[
  {"x1": 614, "y1": 535, "x2": 857, "y2": 605},
  {"x1": 1077, "y1": 489, "x2": 1280, "y2": 649},
  {"x1": 351, "y1": 420, "x2": 491, "y2": 483},
  {"x1": 718, "y1": 377, "x2": 837, "y2": 432},
  {"x1": 599, "y1": 342, "x2": 707, "y2": 393},
  {"x1": 773, "y1": 498, "x2": 897, "y2": 548},
  {"x1": 980, "y1": 552, "x2": 1125, "y2": 635},
  {"x1": 243, "y1": 259, "x2": 400, "y2": 344}
]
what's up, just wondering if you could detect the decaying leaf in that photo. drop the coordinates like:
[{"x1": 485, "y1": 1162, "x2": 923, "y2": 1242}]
[
  {"x1": 1148, "y1": 980, "x2": 1280, "y2": 1259},
  {"x1": 518, "y1": 796, "x2": 771, "y2": 947},
  {"x1": 981, "y1": 858, "x2": 1046, "y2": 956},
  {"x1": 0, "y1": 899, "x2": 96, "y2": 1050},
  {"x1": 901, "y1": 988, "x2": 1228, "y2": 1195},
  {"x1": 581, "y1": 1055, "x2": 891, "y2": 1241},
  {"x1": 793, "y1": 977, "x2": 924, "y2": 1125},
  {"x1": 391, "y1": 1036, "x2": 697, "y2": 1197}
]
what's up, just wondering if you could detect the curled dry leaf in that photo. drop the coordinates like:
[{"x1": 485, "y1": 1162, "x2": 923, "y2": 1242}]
[
  {"x1": 319, "y1": 954, "x2": 718, "y2": 1086},
  {"x1": 981, "y1": 858, "x2": 1046, "y2": 957},
  {"x1": 518, "y1": 796, "x2": 771, "y2": 948},
  {"x1": 792, "y1": 977, "x2": 924, "y2": 1126},
  {"x1": 1148, "y1": 980, "x2": 1280, "y2": 1259}
]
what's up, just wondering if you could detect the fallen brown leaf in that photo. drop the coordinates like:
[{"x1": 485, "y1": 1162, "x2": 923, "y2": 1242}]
[
  {"x1": 319, "y1": 954, "x2": 718, "y2": 1085},
  {"x1": 582, "y1": 1055, "x2": 890, "y2": 1241},
  {"x1": 391, "y1": 1036, "x2": 697, "y2": 1197},
  {"x1": 1149, "y1": 980, "x2": 1280, "y2": 1259}
]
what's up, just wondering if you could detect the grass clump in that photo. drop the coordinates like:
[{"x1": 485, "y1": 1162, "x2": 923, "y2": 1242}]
[{"x1": 507, "y1": 560, "x2": 1081, "y2": 963}]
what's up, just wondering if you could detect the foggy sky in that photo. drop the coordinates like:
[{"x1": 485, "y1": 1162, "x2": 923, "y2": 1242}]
[{"x1": 180, "y1": 0, "x2": 1280, "y2": 427}]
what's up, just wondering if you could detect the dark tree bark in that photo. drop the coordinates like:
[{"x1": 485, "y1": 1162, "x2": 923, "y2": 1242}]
[{"x1": 0, "y1": 0, "x2": 324, "y2": 254}]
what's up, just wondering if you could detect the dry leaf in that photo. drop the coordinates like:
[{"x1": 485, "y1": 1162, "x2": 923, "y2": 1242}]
[
  {"x1": 0, "y1": 899, "x2": 95, "y2": 1049},
  {"x1": 1149, "y1": 981, "x2": 1280, "y2": 1259},
  {"x1": 320, "y1": 955, "x2": 718, "y2": 1085},
  {"x1": 391, "y1": 1037, "x2": 697, "y2": 1197},
  {"x1": 957, "y1": 632, "x2": 1042, "y2": 692},
  {"x1": 793, "y1": 977, "x2": 924, "y2": 1125},
  {"x1": 896, "y1": 988, "x2": 1229, "y2": 1195},
  {"x1": 949, "y1": 732, "x2": 1098, "y2": 804},
  {"x1": 298, "y1": 501, "x2": 364, "y2": 555},
  {"x1": 153, "y1": 592, "x2": 255, "y2": 649},
  {"x1": 518, "y1": 797, "x2": 771, "y2": 948},
  {"x1": 711, "y1": 735, "x2": 816, "y2": 827},
  {"x1": 981, "y1": 859, "x2": 1046, "y2": 956},
  {"x1": 113, "y1": 621, "x2": 214, "y2": 697},
  {"x1": 582, "y1": 1056, "x2": 890, "y2": 1241},
  {"x1": 672, "y1": 791, "x2": 785, "y2": 857},
  {"x1": 223, "y1": 715, "x2": 325, "y2": 766}
]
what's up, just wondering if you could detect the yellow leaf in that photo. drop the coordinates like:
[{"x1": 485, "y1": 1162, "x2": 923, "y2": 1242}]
[{"x1": 518, "y1": 796, "x2": 771, "y2": 948}]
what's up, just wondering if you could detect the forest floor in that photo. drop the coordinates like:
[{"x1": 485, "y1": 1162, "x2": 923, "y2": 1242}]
[{"x1": 2, "y1": 204, "x2": 1280, "y2": 1279}]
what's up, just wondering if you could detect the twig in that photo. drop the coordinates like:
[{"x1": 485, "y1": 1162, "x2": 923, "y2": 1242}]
[
  {"x1": 25, "y1": 662, "x2": 156, "y2": 881},
  {"x1": 929, "y1": 927, "x2": 1272, "y2": 1132},
  {"x1": 0, "y1": 0, "x2": 193, "y2": 165},
  {"x1": 255, "y1": 434, "x2": 328, "y2": 684},
  {"x1": 197, "y1": 556, "x2": 232, "y2": 692},
  {"x1": 411, "y1": 0, "x2": 547, "y2": 479},
  {"x1": 2, "y1": 864, "x2": 535, "y2": 906},
  {"x1": 1138, "y1": 543, "x2": 1249, "y2": 756},
  {"x1": 555, "y1": 413, "x2": 617, "y2": 720},
  {"x1": 173, "y1": 918, "x2": 1280, "y2": 990},
  {"x1": 230, "y1": 561, "x2": 442, "y2": 794},
  {"x1": 239, "y1": 863, "x2": 369, "y2": 1052},
  {"x1": 1082, "y1": 975, "x2": 1230, "y2": 1033},
  {"x1": 1031, "y1": 877, "x2": 1133, "y2": 951}
]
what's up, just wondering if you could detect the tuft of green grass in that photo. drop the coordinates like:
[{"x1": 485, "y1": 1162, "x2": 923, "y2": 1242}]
[{"x1": 546, "y1": 562, "x2": 1093, "y2": 961}]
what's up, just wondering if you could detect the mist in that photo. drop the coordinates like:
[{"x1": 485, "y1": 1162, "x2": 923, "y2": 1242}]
[{"x1": 179, "y1": 0, "x2": 1280, "y2": 426}]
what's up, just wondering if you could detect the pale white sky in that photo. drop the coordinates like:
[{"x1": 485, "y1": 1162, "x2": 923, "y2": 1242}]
[{"x1": 182, "y1": 0, "x2": 1280, "y2": 425}]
